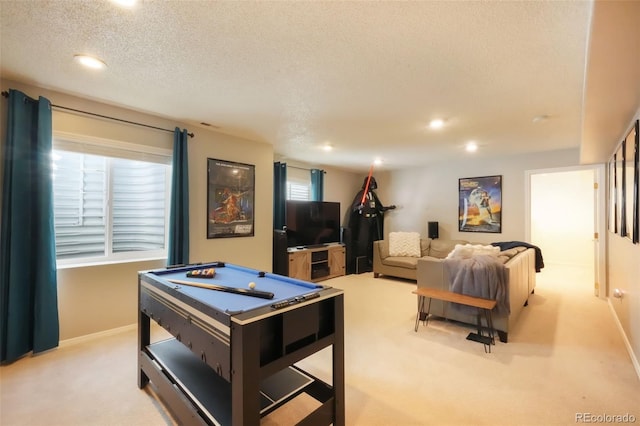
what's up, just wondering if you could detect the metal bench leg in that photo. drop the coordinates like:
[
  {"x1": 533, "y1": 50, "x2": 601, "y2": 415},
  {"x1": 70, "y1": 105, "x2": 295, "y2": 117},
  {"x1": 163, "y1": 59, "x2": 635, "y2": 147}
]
[
  {"x1": 414, "y1": 296, "x2": 432, "y2": 332},
  {"x1": 415, "y1": 295, "x2": 424, "y2": 332},
  {"x1": 477, "y1": 310, "x2": 490, "y2": 353},
  {"x1": 485, "y1": 309, "x2": 496, "y2": 345},
  {"x1": 467, "y1": 308, "x2": 493, "y2": 353}
]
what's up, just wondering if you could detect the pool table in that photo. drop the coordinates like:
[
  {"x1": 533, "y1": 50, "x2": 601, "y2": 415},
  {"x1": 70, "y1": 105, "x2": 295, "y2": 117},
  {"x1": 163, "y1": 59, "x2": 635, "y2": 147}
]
[{"x1": 138, "y1": 262, "x2": 344, "y2": 426}]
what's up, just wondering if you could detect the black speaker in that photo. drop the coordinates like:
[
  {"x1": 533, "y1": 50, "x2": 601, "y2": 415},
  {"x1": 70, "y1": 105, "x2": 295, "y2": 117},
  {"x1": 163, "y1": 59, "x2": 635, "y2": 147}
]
[
  {"x1": 355, "y1": 256, "x2": 371, "y2": 274},
  {"x1": 428, "y1": 221, "x2": 439, "y2": 239},
  {"x1": 273, "y1": 229, "x2": 289, "y2": 276},
  {"x1": 341, "y1": 227, "x2": 354, "y2": 275}
]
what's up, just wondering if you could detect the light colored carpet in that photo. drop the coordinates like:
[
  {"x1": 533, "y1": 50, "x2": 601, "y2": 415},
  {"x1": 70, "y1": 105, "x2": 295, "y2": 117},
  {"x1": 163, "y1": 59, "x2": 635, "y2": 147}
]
[{"x1": 1, "y1": 265, "x2": 638, "y2": 425}]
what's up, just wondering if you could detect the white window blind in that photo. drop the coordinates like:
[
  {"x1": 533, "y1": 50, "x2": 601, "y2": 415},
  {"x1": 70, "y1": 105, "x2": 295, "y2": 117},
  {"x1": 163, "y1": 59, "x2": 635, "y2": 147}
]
[
  {"x1": 111, "y1": 158, "x2": 167, "y2": 253},
  {"x1": 52, "y1": 137, "x2": 171, "y2": 265},
  {"x1": 52, "y1": 150, "x2": 107, "y2": 259},
  {"x1": 287, "y1": 181, "x2": 310, "y2": 201}
]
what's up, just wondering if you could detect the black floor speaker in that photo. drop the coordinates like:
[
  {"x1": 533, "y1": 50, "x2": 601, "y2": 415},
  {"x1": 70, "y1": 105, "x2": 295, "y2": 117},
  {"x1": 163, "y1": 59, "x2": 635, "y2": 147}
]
[
  {"x1": 428, "y1": 221, "x2": 439, "y2": 239},
  {"x1": 273, "y1": 229, "x2": 288, "y2": 276},
  {"x1": 341, "y1": 227, "x2": 355, "y2": 275},
  {"x1": 355, "y1": 256, "x2": 371, "y2": 274}
]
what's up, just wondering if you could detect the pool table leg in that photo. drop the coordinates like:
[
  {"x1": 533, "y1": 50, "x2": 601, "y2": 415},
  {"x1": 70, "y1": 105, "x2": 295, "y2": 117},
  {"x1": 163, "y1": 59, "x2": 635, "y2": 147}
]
[
  {"x1": 333, "y1": 294, "x2": 346, "y2": 426},
  {"x1": 231, "y1": 321, "x2": 261, "y2": 426},
  {"x1": 138, "y1": 308, "x2": 150, "y2": 389}
]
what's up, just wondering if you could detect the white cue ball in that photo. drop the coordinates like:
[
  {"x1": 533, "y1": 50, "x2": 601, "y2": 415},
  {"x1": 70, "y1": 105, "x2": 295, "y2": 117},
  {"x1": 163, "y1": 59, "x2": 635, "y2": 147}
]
[{"x1": 248, "y1": 282, "x2": 256, "y2": 289}]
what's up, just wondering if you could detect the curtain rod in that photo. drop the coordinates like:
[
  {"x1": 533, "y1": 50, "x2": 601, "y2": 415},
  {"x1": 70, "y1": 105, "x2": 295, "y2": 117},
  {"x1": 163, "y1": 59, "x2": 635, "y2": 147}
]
[
  {"x1": 287, "y1": 165, "x2": 326, "y2": 173},
  {"x1": 1, "y1": 90, "x2": 194, "y2": 138}
]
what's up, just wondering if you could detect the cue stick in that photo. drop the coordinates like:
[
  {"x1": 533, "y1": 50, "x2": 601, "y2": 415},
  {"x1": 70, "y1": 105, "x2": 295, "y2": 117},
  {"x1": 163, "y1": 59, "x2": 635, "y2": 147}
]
[{"x1": 167, "y1": 279, "x2": 274, "y2": 299}]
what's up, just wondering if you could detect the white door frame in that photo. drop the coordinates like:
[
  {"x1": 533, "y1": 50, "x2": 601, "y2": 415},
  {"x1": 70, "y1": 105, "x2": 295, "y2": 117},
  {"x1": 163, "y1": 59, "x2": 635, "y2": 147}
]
[{"x1": 524, "y1": 164, "x2": 607, "y2": 298}]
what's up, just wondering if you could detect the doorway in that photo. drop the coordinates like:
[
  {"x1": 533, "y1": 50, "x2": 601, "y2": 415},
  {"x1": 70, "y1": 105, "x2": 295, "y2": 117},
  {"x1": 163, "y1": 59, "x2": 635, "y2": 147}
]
[{"x1": 526, "y1": 165, "x2": 606, "y2": 298}]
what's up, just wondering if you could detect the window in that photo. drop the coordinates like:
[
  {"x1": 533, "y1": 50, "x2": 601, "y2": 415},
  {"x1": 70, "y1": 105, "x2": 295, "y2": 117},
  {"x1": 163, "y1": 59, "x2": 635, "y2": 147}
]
[
  {"x1": 286, "y1": 167, "x2": 311, "y2": 201},
  {"x1": 287, "y1": 181, "x2": 310, "y2": 201},
  {"x1": 52, "y1": 135, "x2": 171, "y2": 265}
]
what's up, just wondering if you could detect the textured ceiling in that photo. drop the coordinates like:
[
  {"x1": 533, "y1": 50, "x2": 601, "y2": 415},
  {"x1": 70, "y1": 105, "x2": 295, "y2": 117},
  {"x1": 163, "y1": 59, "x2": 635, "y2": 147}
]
[{"x1": 1, "y1": 0, "x2": 637, "y2": 172}]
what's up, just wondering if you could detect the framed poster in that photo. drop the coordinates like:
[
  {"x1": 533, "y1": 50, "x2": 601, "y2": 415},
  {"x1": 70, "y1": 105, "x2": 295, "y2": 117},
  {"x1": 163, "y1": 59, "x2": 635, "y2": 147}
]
[
  {"x1": 458, "y1": 175, "x2": 502, "y2": 233},
  {"x1": 624, "y1": 119, "x2": 639, "y2": 243},
  {"x1": 207, "y1": 158, "x2": 255, "y2": 239},
  {"x1": 608, "y1": 155, "x2": 617, "y2": 233},
  {"x1": 617, "y1": 142, "x2": 626, "y2": 237}
]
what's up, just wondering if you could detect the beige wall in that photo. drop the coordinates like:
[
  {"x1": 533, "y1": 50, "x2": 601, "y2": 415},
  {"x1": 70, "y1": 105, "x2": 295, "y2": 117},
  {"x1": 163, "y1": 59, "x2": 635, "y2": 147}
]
[
  {"x1": 608, "y1": 235, "x2": 640, "y2": 366},
  {"x1": 1, "y1": 79, "x2": 274, "y2": 340},
  {"x1": 2, "y1": 78, "x2": 638, "y2": 372},
  {"x1": 607, "y1": 110, "x2": 640, "y2": 371},
  {"x1": 377, "y1": 148, "x2": 581, "y2": 243},
  {"x1": 380, "y1": 145, "x2": 639, "y2": 370}
]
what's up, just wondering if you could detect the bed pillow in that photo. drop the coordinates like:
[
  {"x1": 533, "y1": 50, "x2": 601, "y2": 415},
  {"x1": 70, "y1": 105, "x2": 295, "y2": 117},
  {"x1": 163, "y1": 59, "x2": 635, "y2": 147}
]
[{"x1": 388, "y1": 232, "x2": 421, "y2": 257}]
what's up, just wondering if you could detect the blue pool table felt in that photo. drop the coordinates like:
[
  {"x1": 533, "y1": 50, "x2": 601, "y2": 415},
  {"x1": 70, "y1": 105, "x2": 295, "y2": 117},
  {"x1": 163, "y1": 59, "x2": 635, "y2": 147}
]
[{"x1": 152, "y1": 263, "x2": 323, "y2": 314}]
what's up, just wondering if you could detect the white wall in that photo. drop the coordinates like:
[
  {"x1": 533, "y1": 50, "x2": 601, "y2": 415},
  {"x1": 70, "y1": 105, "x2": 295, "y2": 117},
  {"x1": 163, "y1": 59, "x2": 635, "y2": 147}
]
[
  {"x1": 376, "y1": 149, "x2": 581, "y2": 243},
  {"x1": 531, "y1": 169, "x2": 595, "y2": 268}
]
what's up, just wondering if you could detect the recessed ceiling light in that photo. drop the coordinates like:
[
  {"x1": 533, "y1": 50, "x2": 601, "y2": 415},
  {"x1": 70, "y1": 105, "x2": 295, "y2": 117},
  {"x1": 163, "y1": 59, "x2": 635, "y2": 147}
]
[
  {"x1": 428, "y1": 119, "x2": 445, "y2": 130},
  {"x1": 373, "y1": 158, "x2": 383, "y2": 166},
  {"x1": 73, "y1": 54, "x2": 107, "y2": 70},
  {"x1": 465, "y1": 141, "x2": 478, "y2": 152},
  {"x1": 111, "y1": 0, "x2": 137, "y2": 7},
  {"x1": 322, "y1": 144, "x2": 333, "y2": 152}
]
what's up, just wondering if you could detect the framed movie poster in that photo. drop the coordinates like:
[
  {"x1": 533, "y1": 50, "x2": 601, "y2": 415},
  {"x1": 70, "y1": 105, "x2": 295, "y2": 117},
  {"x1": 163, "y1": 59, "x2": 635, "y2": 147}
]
[
  {"x1": 458, "y1": 175, "x2": 502, "y2": 233},
  {"x1": 624, "y1": 119, "x2": 639, "y2": 243},
  {"x1": 207, "y1": 158, "x2": 255, "y2": 239},
  {"x1": 608, "y1": 155, "x2": 617, "y2": 233},
  {"x1": 617, "y1": 142, "x2": 626, "y2": 237}
]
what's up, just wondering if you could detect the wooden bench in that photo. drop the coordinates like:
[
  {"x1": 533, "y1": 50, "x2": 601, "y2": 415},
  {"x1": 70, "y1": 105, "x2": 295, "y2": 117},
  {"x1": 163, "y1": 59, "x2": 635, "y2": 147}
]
[{"x1": 413, "y1": 287, "x2": 497, "y2": 352}]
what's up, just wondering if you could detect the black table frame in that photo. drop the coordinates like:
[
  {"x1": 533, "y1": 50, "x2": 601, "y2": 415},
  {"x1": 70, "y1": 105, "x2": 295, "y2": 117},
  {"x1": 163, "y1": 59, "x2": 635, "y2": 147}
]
[{"x1": 138, "y1": 266, "x2": 345, "y2": 425}]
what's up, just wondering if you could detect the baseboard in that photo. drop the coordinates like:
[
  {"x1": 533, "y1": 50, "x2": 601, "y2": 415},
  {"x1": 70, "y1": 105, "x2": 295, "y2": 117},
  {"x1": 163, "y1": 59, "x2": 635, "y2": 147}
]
[
  {"x1": 608, "y1": 299, "x2": 640, "y2": 381},
  {"x1": 59, "y1": 323, "x2": 137, "y2": 348}
]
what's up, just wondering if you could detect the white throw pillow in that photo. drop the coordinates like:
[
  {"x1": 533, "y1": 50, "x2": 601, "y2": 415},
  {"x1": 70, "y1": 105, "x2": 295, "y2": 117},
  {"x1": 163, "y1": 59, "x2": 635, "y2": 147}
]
[
  {"x1": 446, "y1": 244, "x2": 500, "y2": 259},
  {"x1": 388, "y1": 232, "x2": 421, "y2": 257}
]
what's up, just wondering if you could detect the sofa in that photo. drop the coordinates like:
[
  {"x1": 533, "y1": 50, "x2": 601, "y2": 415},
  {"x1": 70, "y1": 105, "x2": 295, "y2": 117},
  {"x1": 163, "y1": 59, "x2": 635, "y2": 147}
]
[
  {"x1": 373, "y1": 238, "x2": 469, "y2": 281},
  {"x1": 416, "y1": 245, "x2": 536, "y2": 342},
  {"x1": 373, "y1": 236, "x2": 537, "y2": 342}
]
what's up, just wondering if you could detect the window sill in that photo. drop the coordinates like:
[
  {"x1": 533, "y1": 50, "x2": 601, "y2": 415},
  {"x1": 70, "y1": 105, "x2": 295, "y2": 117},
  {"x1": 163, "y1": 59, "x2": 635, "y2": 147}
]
[{"x1": 56, "y1": 256, "x2": 166, "y2": 270}]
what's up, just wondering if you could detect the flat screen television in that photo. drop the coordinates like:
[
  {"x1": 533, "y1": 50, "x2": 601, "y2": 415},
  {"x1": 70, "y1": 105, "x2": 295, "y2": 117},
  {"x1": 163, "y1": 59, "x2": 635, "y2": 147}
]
[{"x1": 286, "y1": 200, "x2": 341, "y2": 248}]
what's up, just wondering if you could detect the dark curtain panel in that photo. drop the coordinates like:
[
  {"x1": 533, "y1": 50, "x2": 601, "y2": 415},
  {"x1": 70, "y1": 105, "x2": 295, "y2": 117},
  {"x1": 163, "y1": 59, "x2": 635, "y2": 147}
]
[
  {"x1": 311, "y1": 169, "x2": 325, "y2": 201},
  {"x1": 1, "y1": 89, "x2": 59, "y2": 363},
  {"x1": 167, "y1": 128, "x2": 190, "y2": 266},
  {"x1": 273, "y1": 162, "x2": 287, "y2": 230}
]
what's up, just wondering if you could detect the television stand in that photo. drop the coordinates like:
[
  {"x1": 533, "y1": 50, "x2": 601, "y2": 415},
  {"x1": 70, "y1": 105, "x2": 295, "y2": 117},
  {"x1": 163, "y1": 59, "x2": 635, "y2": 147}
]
[
  {"x1": 287, "y1": 243, "x2": 345, "y2": 282},
  {"x1": 302, "y1": 244, "x2": 328, "y2": 249}
]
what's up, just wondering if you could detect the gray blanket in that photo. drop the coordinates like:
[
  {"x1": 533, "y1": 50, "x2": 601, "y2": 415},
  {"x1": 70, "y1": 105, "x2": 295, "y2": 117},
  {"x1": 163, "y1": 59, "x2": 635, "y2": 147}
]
[{"x1": 443, "y1": 255, "x2": 509, "y2": 315}]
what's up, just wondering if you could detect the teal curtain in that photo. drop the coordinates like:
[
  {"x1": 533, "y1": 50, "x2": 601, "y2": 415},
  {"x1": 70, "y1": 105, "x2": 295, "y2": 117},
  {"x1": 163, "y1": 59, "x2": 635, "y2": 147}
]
[
  {"x1": 273, "y1": 162, "x2": 287, "y2": 230},
  {"x1": 167, "y1": 128, "x2": 189, "y2": 266},
  {"x1": 311, "y1": 168, "x2": 325, "y2": 201},
  {"x1": 1, "y1": 89, "x2": 59, "y2": 363}
]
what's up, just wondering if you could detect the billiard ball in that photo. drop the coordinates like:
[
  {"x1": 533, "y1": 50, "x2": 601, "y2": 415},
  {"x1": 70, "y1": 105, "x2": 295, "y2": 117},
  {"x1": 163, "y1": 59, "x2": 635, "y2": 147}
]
[{"x1": 248, "y1": 282, "x2": 256, "y2": 289}]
